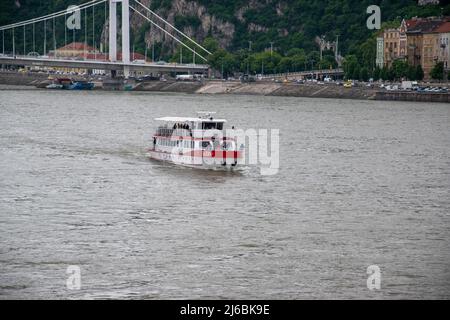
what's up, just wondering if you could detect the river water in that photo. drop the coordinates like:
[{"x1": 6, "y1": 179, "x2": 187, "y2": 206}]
[{"x1": 0, "y1": 89, "x2": 449, "y2": 299}]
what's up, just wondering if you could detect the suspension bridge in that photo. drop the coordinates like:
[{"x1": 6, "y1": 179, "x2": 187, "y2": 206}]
[{"x1": 0, "y1": 0, "x2": 210, "y2": 77}]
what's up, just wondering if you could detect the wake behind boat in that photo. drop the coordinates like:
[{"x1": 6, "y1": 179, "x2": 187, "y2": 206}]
[{"x1": 148, "y1": 112, "x2": 244, "y2": 170}]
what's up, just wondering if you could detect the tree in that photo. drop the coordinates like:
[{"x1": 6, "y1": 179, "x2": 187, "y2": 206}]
[
  {"x1": 290, "y1": 52, "x2": 307, "y2": 72},
  {"x1": 278, "y1": 57, "x2": 293, "y2": 73},
  {"x1": 343, "y1": 55, "x2": 359, "y2": 80},
  {"x1": 318, "y1": 54, "x2": 337, "y2": 70},
  {"x1": 208, "y1": 49, "x2": 237, "y2": 78},
  {"x1": 202, "y1": 37, "x2": 219, "y2": 53},
  {"x1": 380, "y1": 67, "x2": 389, "y2": 81},
  {"x1": 392, "y1": 59, "x2": 409, "y2": 80},
  {"x1": 359, "y1": 67, "x2": 369, "y2": 82},
  {"x1": 430, "y1": 62, "x2": 445, "y2": 81},
  {"x1": 415, "y1": 65, "x2": 424, "y2": 81},
  {"x1": 373, "y1": 67, "x2": 381, "y2": 81},
  {"x1": 407, "y1": 65, "x2": 417, "y2": 81}
]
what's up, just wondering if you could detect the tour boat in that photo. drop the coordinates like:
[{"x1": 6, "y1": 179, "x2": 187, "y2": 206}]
[{"x1": 148, "y1": 112, "x2": 244, "y2": 170}]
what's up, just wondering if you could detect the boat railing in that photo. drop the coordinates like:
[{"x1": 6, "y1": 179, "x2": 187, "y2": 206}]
[
  {"x1": 156, "y1": 128, "x2": 193, "y2": 137},
  {"x1": 155, "y1": 128, "x2": 237, "y2": 139}
]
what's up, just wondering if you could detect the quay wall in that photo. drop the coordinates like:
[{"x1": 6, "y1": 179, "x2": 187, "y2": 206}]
[
  {"x1": 1, "y1": 71, "x2": 449, "y2": 103},
  {"x1": 0, "y1": 71, "x2": 48, "y2": 86},
  {"x1": 375, "y1": 91, "x2": 450, "y2": 103}
]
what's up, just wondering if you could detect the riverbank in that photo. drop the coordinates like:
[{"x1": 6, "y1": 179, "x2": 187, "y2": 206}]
[
  {"x1": 0, "y1": 71, "x2": 449, "y2": 103},
  {"x1": 197, "y1": 81, "x2": 379, "y2": 100}
]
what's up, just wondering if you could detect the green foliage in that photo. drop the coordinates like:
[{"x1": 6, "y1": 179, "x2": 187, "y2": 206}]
[
  {"x1": 415, "y1": 65, "x2": 424, "y2": 81},
  {"x1": 392, "y1": 59, "x2": 409, "y2": 80},
  {"x1": 373, "y1": 67, "x2": 381, "y2": 81},
  {"x1": 380, "y1": 67, "x2": 389, "y2": 81},
  {"x1": 2, "y1": 0, "x2": 450, "y2": 76},
  {"x1": 174, "y1": 15, "x2": 201, "y2": 30},
  {"x1": 430, "y1": 62, "x2": 445, "y2": 81},
  {"x1": 150, "y1": 0, "x2": 173, "y2": 11},
  {"x1": 360, "y1": 67, "x2": 369, "y2": 82},
  {"x1": 208, "y1": 49, "x2": 238, "y2": 77},
  {"x1": 343, "y1": 55, "x2": 359, "y2": 80}
]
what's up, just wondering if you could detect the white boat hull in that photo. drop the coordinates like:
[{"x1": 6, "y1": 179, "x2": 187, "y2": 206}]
[{"x1": 147, "y1": 150, "x2": 239, "y2": 170}]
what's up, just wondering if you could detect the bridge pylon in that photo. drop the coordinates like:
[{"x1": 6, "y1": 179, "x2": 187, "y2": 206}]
[{"x1": 109, "y1": 0, "x2": 130, "y2": 77}]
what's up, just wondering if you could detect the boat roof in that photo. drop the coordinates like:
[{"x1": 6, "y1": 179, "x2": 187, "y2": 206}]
[{"x1": 155, "y1": 117, "x2": 227, "y2": 123}]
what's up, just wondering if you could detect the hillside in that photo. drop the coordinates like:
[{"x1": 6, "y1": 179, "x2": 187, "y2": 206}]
[{"x1": 1, "y1": 0, "x2": 449, "y2": 75}]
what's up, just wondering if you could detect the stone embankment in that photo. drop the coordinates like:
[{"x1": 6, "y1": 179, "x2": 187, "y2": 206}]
[
  {"x1": 1, "y1": 71, "x2": 449, "y2": 103},
  {"x1": 196, "y1": 81, "x2": 379, "y2": 100}
]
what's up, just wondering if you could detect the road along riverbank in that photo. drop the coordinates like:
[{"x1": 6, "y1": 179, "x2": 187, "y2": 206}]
[{"x1": 0, "y1": 71, "x2": 449, "y2": 103}]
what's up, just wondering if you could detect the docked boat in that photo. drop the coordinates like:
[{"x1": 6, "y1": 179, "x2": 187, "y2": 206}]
[
  {"x1": 68, "y1": 81, "x2": 94, "y2": 90},
  {"x1": 45, "y1": 83, "x2": 63, "y2": 89},
  {"x1": 148, "y1": 112, "x2": 244, "y2": 170}
]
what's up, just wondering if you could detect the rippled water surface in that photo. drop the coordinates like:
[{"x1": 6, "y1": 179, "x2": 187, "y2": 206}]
[{"x1": 0, "y1": 89, "x2": 449, "y2": 299}]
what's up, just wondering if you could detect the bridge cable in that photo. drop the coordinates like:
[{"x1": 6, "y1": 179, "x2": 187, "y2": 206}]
[
  {"x1": 73, "y1": 22, "x2": 76, "y2": 54},
  {"x1": 53, "y1": 17, "x2": 56, "y2": 58},
  {"x1": 104, "y1": 1, "x2": 107, "y2": 58},
  {"x1": 0, "y1": 0, "x2": 105, "y2": 31},
  {"x1": 133, "y1": 0, "x2": 212, "y2": 56},
  {"x1": 12, "y1": 28, "x2": 15, "y2": 56},
  {"x1": 23, "y1": 25, "x2": 25, "y2": 55},
  {"x1": 64, "y1": 13, "x2": 67, "y2": 50},
  {"x1": 129, "y1": 5, "x2": 207, "y2": 62},
  {"x1": 2, "y1": 30, "x2": 4, "y2": 55},
  {"x1": 33, "y1": 23, "x2": 35, "y2": 54},
  {"x1": 84, "y1": 8, "x2": 87, "y2": 59},
  {"x1": 44, "y1": 20, "x2": 47, "y2": 56},
  {"x1": 93, "y1": 4, "x2": 95, "y2": 60}
]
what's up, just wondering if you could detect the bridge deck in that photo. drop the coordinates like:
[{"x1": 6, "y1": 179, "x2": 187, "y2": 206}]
[{"x1": 0, "y1": 55, "x2": 209, "y2": 73}]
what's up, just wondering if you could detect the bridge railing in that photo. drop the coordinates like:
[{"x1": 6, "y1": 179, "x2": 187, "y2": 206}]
[{"x1": 0, "y1": 54, "x2": 209, "y2": 69}]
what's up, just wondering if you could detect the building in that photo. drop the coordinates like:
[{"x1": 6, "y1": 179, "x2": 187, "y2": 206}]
[
  {"x1": 406, "y1": 18, "x2": 446, "y2": 79},
  {"x1": 434, "y1": 21, "x2": 450, "y2": 71},
  {"x1": 376, "y1": 16, "x2": 450, "y2": 79},
  {"x1": 50, "y1": 42, "x2": 146, "y2": 61},
  {"x1": 382, "y1": 19, "x2": 408, "y2": 67},
  {"x1": 376, "y1": 37, "x2": 384, "y2": 68},
  {"x1": 422, "y1": 31, "x2": 440, "y2": 77},
  {"x1": 48, "y1": 42, "x2": 147, "y2": 75},
  {"x1": 51, "y1": 42, "x2": 97, "y2": 59}
]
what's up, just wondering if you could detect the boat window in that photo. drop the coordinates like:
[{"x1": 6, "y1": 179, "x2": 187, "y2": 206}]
[{"x1": 202, "y1": 122, "x2": 223, "y2": 130}]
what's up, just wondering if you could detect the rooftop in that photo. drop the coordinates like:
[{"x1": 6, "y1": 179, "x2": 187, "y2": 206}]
[
  {"x1": 433, "y1": 21, "x2": 450, "y2": 33},
  {"x1": 57, "y1": 42, "x2": 95, "y2": 51}
]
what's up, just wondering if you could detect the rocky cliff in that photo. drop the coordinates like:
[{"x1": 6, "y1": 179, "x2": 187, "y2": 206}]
[{"x1": 130, "y1": 0, "x2": 237, "y2": 50}]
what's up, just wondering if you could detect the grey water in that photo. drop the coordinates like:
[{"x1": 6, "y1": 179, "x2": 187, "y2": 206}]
[{"x1": 0, "y1": 89, "x2": 449, "y2": 299}]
